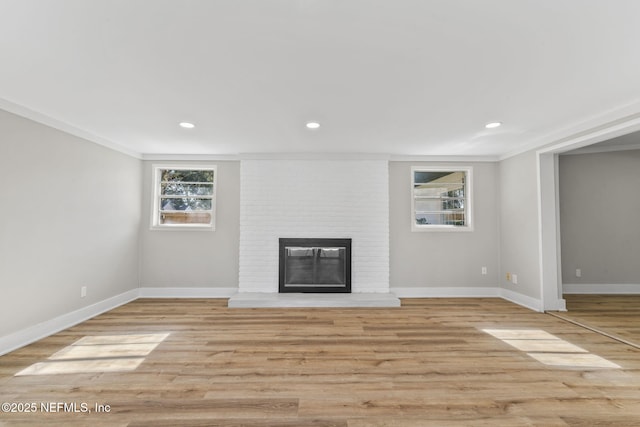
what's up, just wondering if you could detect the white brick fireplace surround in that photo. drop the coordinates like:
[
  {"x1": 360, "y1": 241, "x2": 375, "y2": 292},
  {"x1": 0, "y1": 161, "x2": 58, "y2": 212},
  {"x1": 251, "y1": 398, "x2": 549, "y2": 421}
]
[{"x1": 232, "y1": 159, "x2": 398, "y2": 307}]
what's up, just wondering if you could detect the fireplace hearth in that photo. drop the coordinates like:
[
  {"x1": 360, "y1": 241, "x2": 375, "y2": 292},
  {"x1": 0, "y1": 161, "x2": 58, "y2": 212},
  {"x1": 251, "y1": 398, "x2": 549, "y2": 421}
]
[{"x1": 279, "y1": 238, "x2": 351, "y2": 293}]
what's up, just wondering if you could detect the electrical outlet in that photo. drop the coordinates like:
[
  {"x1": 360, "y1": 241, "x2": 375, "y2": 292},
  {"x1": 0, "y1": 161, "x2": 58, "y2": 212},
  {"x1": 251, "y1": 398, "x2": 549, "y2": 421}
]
[
  {"x1": 576, "y1": 268, "x2": 582, "y2": 278},
  {"x1": 481, "y1": 266, "x2": 487, "y2": 275},
  {"x1": 512, "y1": 274, "x2": 518, "y2": 285},
  {"x1": 81, "y1": 286, "x2": 87, "y2": 298},
  {"x1": 506, "y1": 272, "x2": 512, "y2": 281}
]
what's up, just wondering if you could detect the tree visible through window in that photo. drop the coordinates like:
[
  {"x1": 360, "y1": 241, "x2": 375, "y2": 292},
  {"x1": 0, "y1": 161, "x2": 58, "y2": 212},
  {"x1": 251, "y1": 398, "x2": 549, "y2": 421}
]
[
  {"x1": 411, "y1": 167, "x2": 472, "y2": 231},
  {"x1": 152, "y1": 166, "x2": 216, "y2": 229}
]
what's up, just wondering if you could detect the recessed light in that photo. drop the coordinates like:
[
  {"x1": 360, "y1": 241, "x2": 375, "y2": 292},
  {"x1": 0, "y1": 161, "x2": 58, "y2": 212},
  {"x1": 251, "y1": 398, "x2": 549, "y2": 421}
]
[
  {"x1": 179, "y1": 122, "x2": 195, "y2": 129},
  {"x1": 305, "y1": 122, "x2": 320, "y2": 129},
  {"x1": 485, "y1": 122, "x2": 502, "y2": 129}
]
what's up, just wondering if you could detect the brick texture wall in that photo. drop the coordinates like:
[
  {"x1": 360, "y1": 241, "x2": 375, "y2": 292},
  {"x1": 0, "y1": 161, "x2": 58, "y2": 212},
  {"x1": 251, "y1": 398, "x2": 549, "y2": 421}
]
[{"x1": 239, "y1": 160, "x2": 389, "y2": 292}]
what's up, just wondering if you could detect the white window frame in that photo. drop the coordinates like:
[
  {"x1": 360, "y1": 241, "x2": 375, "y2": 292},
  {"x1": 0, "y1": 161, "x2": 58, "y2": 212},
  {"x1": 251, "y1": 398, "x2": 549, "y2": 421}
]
[
  {"x1": 151, "y1": 164, "x2": 217, "y2": 231},
  {"x1": 410, "y1": 166, "x2": 473, "y2": 232}
]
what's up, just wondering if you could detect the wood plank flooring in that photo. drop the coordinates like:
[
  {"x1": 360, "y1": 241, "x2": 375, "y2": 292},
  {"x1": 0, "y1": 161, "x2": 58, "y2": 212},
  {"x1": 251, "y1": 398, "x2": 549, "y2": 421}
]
[
  {"x1": 1, "y1": 298, "x2": 640, "y2": 426},
  {"x1": 554, "y1": 295, "x2": 640, "y2": 348}
]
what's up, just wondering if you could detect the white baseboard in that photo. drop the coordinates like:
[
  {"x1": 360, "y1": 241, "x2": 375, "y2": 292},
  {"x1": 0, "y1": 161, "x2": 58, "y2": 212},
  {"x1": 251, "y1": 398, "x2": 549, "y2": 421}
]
[
  {"x1": 138, "y1": 287, "x2": 238, "y2": 298},
  {"x1": 391, "y1": 286, "x2": 548, "y2": 312},
  {"x1": 391, "y1": 286, "x2": 500, "y2": 298},
  {"x1": 545, "y1": 297, "x2": 567, "y2": 312},
  {"x1": 499, "y1": 288, "x2": 543, "y2": 312},
  {"x1": 0, "y1": 289, "x2": 139, "y2": 357},
  {"x1": 563, "y1": 283, "x2": 640, "y2": 294}
]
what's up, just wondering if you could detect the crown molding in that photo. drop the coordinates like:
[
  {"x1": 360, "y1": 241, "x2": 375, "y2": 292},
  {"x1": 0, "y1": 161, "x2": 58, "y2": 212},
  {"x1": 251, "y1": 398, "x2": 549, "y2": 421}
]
[
  {"x1": 237, "y1": 152, "x2": 391, "y2": 161},
  {"x1": 389, "y1": 154, "x2": 499, "y2": 162},
  {"x1": 141, "y1": 153, "x2": 240, "y2": 161},
  {"x1": 142, "y1": 152, "x2": 500, "y2": 162},
  {"x1": 499, "y1": 99, "x2": 640, "y2": 160},
  {"x1": 5, "y1": 94, "x2": 638, "y2": 163},
  {"x1": 560, "y1": 142, "x2": 640, "y2": 156},
  {"x1": 0, "y1": 97, "x2": 142, "y2": 159}
]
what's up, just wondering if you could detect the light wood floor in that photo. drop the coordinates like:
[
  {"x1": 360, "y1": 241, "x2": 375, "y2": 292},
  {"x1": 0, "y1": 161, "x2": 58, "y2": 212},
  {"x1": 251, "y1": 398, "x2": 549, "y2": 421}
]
[
  {"x1": 554, "y1": 294, "x2": 640, "y2": 348},
  {"x1": 1, "y1": 298, "x2": 640, "y2": 426}
]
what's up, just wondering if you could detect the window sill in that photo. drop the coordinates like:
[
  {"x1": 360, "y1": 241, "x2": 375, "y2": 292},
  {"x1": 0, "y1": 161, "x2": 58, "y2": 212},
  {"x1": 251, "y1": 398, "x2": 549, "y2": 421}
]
[
  {"x1": 150, "y1": 224, "x2": 215, "y2": 231},
  {"x1": 411, "y1": 224, "x2": 474, "y2": 232}
]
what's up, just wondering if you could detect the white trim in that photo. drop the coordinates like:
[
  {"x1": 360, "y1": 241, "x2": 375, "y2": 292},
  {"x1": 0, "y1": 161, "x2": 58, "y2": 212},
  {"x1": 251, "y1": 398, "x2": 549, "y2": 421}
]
[
  {"x1": 410, "y1": 226, "x2": 474, "y2": 233},
  {"x1": 391, "y1": 286, "x2": 500, "y2": 298},
  {"x1": 4, "y1": 93, "x2": 637, "y2": 163},
  {"x1": 410, "y1": 166, "x2": 474, "y2": 232},
  {"x1": 500, "y1": 100, "x2": 640, "y2": 160},
  {"x1": 562, "y1": 143, "x2": 640, "y2": 156},
  {"x1": 0, "y1": 289, "x2": 139, "y2": 357},
  {"x1": 143, "y1": 153, "x2": 240, "y2": 161},
  {"x1": 150, "y1": 164, "x2": 217, "y2": 231},
  {"x1": 238, "y1": 152, "x2": 392, "y2": 161},
  {"x1": 535, "y1": 111, "x2": 640, "y2": 311},
  {"x1": 142, "y1": 153, "x2": 501, "y2": 162},
  {"x1": 0, "y1": 97, "x2": 142, "y2": 159},
  {"x1": 499, "y1": 288, "x2": 545, "y2": 312},
  {"x1": 563, "y1": 284, "x2": 640, "y2": 295},
  {"x1": 537, "y1": 152, "x2": 566, "y2": 312},
  {"x1": 537, "y1": 115, "x2": 640, "y2": 156},
  {"x1": 392, "y1": 286, "x2": 547, "y2": 312},
  {"x1": 138, "y1": 287, "x2": 238, "y2": 298},
  {"x1": 390, "y1": 155, "x2": 499, "y2": 162}
]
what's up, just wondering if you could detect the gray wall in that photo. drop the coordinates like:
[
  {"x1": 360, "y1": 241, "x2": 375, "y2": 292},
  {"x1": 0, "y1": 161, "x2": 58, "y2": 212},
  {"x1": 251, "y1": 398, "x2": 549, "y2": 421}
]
[
  {"x1": 389, "y1": 161, "x2": 500, "y2": 288},
  {"x1": 559, "y1": 150, "x2": 640, "y2": 285},
  {"x1": 498, "y1": 151, "x2": 541, "y2": 299},
  {"x1": 0, "y1": 109, "x2": 141, "y2": 337},
  {"x1": 139, "y1": 161, "x2": 240, "y2": 288}
]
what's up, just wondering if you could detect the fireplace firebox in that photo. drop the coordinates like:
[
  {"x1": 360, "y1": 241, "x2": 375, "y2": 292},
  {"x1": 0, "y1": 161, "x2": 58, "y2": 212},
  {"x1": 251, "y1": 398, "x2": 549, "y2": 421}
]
[{"x1": 279, "y1": 238, "x2": 351, "y2": 293}]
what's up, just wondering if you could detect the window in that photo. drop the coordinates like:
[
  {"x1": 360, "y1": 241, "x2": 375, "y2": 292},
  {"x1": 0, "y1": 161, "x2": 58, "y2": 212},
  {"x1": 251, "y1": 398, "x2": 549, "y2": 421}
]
[
  {"x1": 411, "y1": 166, "x2": 472, "y2": 231},
  {"x1": 151, "y1": 165, "x2": 216, "y2": 229}
]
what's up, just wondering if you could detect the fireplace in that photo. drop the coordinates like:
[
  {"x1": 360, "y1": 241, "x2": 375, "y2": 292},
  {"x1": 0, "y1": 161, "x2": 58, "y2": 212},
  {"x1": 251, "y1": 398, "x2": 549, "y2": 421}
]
[{"x1": 279, "y1": 238, "x2": 351, "y2": 293}]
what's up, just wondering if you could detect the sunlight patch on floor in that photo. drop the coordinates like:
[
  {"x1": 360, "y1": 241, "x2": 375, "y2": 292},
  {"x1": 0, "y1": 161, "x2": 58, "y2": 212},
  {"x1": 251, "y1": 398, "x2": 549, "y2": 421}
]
[
  {"x1": 482, "y1": 328, "x2": 620, "y2": 369},
  {"x1": 501, "y1": 339, "x2": 587, "y2": 353},
  {"x1": 15, "y1": 333, "x2": 169, "y2": 376},
  {"x1": 528, "y1": 352, "x2": 621, "y2": 369},
  {"x1": 14, "y1": 357, "x2": 146, "y2": 375}
]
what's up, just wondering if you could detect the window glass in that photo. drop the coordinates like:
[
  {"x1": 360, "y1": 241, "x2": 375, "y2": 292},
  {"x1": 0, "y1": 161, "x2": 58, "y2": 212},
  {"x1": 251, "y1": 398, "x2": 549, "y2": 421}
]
[{"x1": 152, "y1": 166, "x2": 216, "y2": 229}]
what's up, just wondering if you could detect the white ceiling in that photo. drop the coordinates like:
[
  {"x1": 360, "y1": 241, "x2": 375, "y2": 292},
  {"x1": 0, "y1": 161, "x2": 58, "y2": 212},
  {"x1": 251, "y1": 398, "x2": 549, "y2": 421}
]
[{"x1": 1, "y1": 0, "x2": 640, "y2": 158}]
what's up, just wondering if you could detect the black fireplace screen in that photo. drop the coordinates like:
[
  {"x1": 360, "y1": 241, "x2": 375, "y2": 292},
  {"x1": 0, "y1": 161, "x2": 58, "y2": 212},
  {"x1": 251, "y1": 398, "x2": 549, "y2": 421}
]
[{"x1": 279, "y1": 238, "x2": 351, "y2": 293}]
